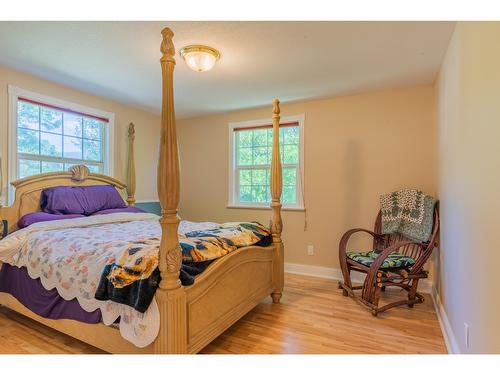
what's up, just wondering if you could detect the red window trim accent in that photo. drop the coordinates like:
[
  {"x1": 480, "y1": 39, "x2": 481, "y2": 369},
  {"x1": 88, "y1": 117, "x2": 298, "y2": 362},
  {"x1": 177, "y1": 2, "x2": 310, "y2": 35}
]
[
  {"x1": 18, "y1": 97, "x2": 110, "y2": 123},
  {"x1": 232, "y1": 121, "x2": 298, "y2": 132}
]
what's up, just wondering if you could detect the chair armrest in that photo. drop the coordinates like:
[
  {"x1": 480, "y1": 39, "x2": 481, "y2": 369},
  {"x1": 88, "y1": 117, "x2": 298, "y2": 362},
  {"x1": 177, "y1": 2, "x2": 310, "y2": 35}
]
[{"x1": 339, "y1": 228, "x2": 383, "y2": 258}]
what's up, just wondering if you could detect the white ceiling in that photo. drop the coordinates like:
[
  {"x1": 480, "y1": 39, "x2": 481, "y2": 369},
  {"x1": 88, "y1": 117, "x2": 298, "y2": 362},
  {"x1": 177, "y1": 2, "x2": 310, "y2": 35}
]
[{"x1": 0, "y1": 22, "x2": 455, "y2": 119}]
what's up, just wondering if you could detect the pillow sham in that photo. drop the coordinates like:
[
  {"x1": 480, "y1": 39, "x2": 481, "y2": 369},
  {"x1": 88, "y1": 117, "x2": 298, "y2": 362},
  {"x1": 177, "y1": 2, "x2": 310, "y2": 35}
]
[
  {"x1": 18, "y1": 212, "x2": 85, "y2": 229},
  {"x1": 40, "y1": 185, "x2": 127, "y2": 215},
  {"x1": 91, "y1": 206, "x2": 146, "y2": 216}
]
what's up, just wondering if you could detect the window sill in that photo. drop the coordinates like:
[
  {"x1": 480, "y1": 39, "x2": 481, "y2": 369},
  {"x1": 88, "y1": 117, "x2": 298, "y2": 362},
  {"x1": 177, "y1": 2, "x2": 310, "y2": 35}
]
[{"x1": 226, "y1": 204, "x2": 305, "y2": 212}]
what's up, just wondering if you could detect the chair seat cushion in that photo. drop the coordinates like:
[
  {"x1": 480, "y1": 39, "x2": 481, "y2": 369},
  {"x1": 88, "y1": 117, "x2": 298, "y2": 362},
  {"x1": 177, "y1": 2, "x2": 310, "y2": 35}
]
[{"x1": 346, "y1": 251, "x2": 416, "y2": 270}]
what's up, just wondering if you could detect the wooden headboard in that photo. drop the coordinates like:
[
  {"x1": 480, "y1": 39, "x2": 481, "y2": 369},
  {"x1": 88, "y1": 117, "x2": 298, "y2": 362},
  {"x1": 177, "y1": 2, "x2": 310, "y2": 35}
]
[
  {"x1": 0, "y1": 165, "x2": 130, "y2": 234},
  {"x1": 0, "y1": 122, "x2": 136, "y2": 236}
]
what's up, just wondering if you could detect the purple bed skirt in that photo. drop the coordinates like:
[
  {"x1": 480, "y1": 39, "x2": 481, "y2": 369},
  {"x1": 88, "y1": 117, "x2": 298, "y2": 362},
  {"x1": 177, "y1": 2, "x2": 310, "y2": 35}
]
[{"x1": 0, "y1": 263, "x2": 102, "y2": 324}]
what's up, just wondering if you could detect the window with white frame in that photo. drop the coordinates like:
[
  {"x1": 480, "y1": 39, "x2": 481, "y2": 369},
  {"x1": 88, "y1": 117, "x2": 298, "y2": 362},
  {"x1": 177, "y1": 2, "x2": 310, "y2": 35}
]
[
  {"x1": 8, "y1": 86, "x2": 114, "y2": 187},
  {"x1": 228, "y1": 115, "x2": 304, "y2": 209}
]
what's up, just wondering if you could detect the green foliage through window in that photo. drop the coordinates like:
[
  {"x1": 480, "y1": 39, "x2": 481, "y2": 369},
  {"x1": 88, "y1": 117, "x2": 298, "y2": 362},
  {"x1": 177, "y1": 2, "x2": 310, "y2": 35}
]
[
  {"x1": 235, "y1": 125, "x2": 300, "y2": 206},
  {"x1": 16, "y1": 99, "x2": 106, "y2": 179}
]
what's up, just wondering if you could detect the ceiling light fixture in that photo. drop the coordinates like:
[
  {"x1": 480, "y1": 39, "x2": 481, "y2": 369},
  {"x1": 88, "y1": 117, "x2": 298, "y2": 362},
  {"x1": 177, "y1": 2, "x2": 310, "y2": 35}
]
[{"x1": 179, "y1": 45, "x2": 220, "y2": 72}]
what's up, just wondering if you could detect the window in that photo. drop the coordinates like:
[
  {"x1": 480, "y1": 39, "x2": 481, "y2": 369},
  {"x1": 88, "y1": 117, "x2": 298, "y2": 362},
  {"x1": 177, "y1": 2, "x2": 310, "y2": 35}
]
[
  {"x1": 228, "y1": 115, "x2": 304, "y2": 210},
  {"x1": 8, "y1": 86, "x2": 114, "y2": 200}
]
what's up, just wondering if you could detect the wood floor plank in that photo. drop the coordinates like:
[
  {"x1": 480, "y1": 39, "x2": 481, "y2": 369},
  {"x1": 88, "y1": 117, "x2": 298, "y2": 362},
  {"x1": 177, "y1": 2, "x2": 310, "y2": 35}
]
[{"x1": 0, "y1": 273, "x2": 446, "y2": 354}]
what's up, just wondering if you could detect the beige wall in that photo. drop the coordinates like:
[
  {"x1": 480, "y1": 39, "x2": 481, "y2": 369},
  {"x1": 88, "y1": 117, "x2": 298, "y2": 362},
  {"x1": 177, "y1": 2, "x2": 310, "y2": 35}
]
[
  {"x1": 178, "y1": 85, "x2": 437, "y2": 270},
  {"x1": 0, "y1": 65, "x2": 161, "y2": 203},
  {"x1": 435, "y1": 22, "x2": 500, "y2": 353}
]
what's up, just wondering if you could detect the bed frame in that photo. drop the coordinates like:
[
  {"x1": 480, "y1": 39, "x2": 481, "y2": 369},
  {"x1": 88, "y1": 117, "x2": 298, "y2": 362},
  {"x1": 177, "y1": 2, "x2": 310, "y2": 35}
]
[{"x1": 0, "y1": 27, "x2": 284, "y2": 354}]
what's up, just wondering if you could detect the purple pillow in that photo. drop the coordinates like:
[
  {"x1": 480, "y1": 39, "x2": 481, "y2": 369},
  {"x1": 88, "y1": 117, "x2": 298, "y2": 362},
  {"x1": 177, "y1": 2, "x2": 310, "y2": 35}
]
[
  {"x1": 18, "y1": 212, "x2": 84, "y2": 229},
  {"x1": 91, "y1": 206, "x2": 146, "y2": 216},
  {"x1": 40, "y1": 185, "x2": 127, "y2": 215}
]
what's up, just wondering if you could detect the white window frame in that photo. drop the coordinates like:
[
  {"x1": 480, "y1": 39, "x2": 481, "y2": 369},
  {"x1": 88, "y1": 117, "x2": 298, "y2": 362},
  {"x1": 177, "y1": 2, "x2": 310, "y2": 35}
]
[
  {"x1": 227, "y1": 114, "x2": 305, "y2": 211},
  {"x1": 7, "y1": 85, "x2": 115, "y2": 203}
]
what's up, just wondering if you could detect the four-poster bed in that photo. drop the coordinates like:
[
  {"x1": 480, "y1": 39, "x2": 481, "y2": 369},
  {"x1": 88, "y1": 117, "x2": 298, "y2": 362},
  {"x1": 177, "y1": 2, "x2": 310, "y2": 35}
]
[{"x1": 0, "y1": 27, "x2": 284, "y2": 354}]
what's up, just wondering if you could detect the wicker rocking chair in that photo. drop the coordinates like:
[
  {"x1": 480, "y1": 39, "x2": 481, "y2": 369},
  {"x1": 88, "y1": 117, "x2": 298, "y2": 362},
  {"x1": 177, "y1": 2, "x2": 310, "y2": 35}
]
[{"x1": 338, "y1": 207, "x2": 439, "y2": 316}]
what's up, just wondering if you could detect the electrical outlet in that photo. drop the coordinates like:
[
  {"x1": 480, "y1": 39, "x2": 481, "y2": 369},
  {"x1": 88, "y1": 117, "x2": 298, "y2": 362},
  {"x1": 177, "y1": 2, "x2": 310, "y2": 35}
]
[
  {"x1": 307, "y1": 245, "x2": 314, "y2": 256},
  {"x1": 464, "y1": 323, "x2": 470, "y2": 349}
]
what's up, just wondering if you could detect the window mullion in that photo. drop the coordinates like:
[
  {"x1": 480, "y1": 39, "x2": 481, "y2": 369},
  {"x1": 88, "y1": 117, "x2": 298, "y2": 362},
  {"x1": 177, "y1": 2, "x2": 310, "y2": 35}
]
[
  {"x1": 38, "y1": 105, "x2": 41, "y2": 157},
  {"x1": 61, "y1": 112, "x2": 65, "y2": 158},
  {"x1": 237, "y1": 164, "x2": 271, "y2": 170},
  {"x1": 18, "y1": 153, "x2": 102, "y2": 166}
]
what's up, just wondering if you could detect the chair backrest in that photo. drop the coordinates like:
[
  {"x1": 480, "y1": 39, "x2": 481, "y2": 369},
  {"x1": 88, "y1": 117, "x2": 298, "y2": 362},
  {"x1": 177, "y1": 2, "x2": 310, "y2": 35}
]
[{"x1": 373, "y1": 206, "x2": 440, "y2": 273}]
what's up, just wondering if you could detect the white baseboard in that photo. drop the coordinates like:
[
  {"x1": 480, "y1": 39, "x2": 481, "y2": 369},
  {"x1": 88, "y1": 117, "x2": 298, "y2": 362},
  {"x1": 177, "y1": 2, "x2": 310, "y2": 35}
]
[
  {"x1": 430, "y1": 287, "x2": 460, "y2": 354},
  {"x1": 284, "y1": 262, "x2": 433, "y2": 294},
  {"x1": 284, "y1": 262, "x2": 364, "y2": 283}
]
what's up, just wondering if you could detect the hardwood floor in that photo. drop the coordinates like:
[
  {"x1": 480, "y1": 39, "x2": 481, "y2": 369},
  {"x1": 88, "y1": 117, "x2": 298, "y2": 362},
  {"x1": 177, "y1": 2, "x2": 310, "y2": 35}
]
[{"x1": 0, "y1": 273, "x2": 446, "y2": 354}]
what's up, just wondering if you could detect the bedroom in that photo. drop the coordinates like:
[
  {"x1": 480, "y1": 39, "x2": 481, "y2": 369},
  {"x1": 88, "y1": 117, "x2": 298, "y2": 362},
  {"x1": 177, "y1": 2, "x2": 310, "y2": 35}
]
[{"x1": 0, "y1": 1, "x2": 499, "y2": 371}]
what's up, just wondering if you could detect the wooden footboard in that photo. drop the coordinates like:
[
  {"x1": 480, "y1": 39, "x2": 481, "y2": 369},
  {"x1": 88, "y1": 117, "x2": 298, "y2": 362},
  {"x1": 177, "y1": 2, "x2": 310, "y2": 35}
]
[{"x1": 185, "y1": 245, "x2": 277, "y2": 353}]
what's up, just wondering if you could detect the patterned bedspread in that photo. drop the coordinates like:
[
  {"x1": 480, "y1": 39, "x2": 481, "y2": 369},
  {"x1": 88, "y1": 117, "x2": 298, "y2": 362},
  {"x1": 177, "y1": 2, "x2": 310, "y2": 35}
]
[
  {"x1": 106, "y1": 221, "x2": 271, "y2": 289},
  {"x1": 95, "y1": 221, "x2": 271, "y2": 313},
  {"x1": 0, "y1": 213, "x2": 272, "y2": 348}
]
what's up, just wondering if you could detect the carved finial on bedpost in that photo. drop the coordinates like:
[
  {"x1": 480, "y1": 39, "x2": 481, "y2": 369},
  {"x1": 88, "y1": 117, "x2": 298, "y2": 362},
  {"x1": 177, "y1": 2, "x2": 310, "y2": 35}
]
[
  {"x1": 155, "y1": 27, "x2": 187, "y2": 354},
  {"x1": 161, "y1": 27, "x2": 175, "y2": 60},
  {"x1": 127, "y1": 123, "x2": 136, "y2": 206},
  {"x1": 270, "y1": 99, "x2": 284, "y2": 304}
]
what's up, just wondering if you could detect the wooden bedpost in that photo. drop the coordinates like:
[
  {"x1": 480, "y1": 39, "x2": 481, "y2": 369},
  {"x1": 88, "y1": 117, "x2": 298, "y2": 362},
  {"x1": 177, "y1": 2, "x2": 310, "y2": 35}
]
[
  {"x1": 270, "y1": 99, "x2": 284, "y2": 304},
  {"x1": 154, "y1": 27, "x2": 187, "y2": 354},
  {"x1": 126, "y1": 122, "x2": 136, "y2": 206}
]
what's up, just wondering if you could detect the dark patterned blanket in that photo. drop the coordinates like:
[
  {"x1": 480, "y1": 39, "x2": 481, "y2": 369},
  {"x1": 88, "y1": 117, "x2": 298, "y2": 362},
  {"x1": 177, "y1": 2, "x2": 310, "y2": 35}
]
[{"x1": 95, "y1": 222, "x2": 272, "y2": 313}]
